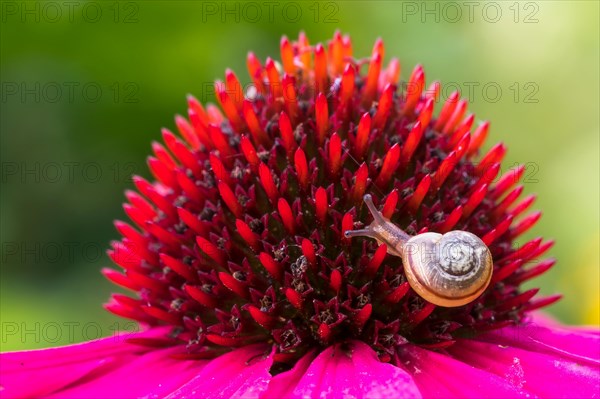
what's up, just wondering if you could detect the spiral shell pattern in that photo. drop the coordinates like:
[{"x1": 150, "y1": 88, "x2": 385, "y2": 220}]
[{"x1": 402, "y1": 231, "x2": 493, "y2": 307}]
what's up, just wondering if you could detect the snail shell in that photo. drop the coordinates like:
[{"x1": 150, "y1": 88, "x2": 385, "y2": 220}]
[
  {"x1": 402, "y1": 230, "x2": 493, "y2": 307},
  {"x1": 345, "y1": 194, "x2": 493, "y2": 307}
]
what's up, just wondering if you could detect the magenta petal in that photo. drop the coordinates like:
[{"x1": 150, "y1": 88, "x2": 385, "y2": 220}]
[
  {"x1": 449, "y1": 338, "x2": 600, "y2": 398},
  {"x1": 262, "y1": 350, "x2": 318, "y2": 398},
  {"x1": 399, "y1": 344, "x2": 531, "y2": 398},
  {"x1": 45, "y1": 346, "x2": 205, "y2": 398},
  {"x1": 262, "y1": 341, "x2": 422, "y2": 399},
  {"x1": 1, "y1": 331, "x2": 271, "y2": 398},
  {"x1": 480, "y1": 318, "x2": 600, "y2": 364},
  {"x1": 446, "y1": 319, "x2": 600, "y2": 398},
  {"x1": 403, "y1": 319, "x2": 600, "y2": 398},
  {"x1": 165, "y1": 344, "x2": 273, "y2": 399},
  {"x1": 0, "y1": 327, "x2": 170, "y2": 398},
  {"x1": 351, "y1": 341, "x2": 422, "y2": 398}
]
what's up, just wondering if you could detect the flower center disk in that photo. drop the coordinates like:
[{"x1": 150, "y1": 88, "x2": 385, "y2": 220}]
[{"x1": 104, "y1": 31, "x2": 556, "y2": 368}]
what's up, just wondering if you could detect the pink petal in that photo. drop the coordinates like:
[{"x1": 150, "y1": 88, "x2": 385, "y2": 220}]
[
  {"x1": 398, "y1": 345, "x2": 532, "y2": 398},
  {"x1": 402, "y1": 318, "x2": 600, "y2": 398},
  {"x1": 262, "y1": 350, "x2": 318, "y2": 398},
  {"x1": 0, "y1": 327, "x2": 171, "y2": 398},
  {"x1": 3, "y1": 315, "x2": 598, "y2": 399},
  {"x1": 450, "y1": 317, "x2": 600, "y2": 398},
  {"x1": 480, "y1": 319, "x2": 600, "y2": 365},
  {"x1": 46, "y1": 346, "x2": 205, "y2": 399},
  {"x1": 1, "y1": 330, "x2": 273, "y2": 399},
  {"x1": 449, "y1": 338, "x2": 600, "y2": 398},
  {"x1": 165, "y1": 344, "x2": 273, "y2": 399},
  {"x1": 262, "y1": 341, "x2": 422, "y2": 399}
]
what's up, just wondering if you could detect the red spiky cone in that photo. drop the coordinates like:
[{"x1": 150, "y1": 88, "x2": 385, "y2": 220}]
[{"x1": 103, "y1": 31, "x2": 557, "y2": 366}]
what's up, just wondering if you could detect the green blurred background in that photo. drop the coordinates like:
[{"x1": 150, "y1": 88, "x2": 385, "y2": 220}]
[{"x1": 1, "y1": 0, "x2": 598, "y2": 350}]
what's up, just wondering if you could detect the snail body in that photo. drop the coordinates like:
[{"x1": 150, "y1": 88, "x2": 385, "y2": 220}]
[{"x1": 344, "y1": 194, "x2": 493, "y2": 307}]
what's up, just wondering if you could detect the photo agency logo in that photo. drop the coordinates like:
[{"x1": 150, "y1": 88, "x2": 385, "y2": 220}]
[
  {"x1": 1, "y1": 241, "x2": 105, "y2": 265},
  {"x1": 1, "y1": 321, "x2": 140, "y2": 345},
  {"x1": 399, "y1": 1, "x2": 540, "y2": 24},
  {"x1": 1, "y1": 1, "x2": 139, "y2": 23},
  {"x1": 1, "y1": 81, "x2": 140, "y2": 104},
  {"x1": 1, "y1": 161, "x2": 144, "y2": 184},
  {"x1": 199, "y1": 1, "x2": 340, "y2": 23}
]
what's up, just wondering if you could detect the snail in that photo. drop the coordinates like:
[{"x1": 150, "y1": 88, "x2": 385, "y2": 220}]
[{"x1": 344, "y1": 194, "x2": 493, "y2": 307}]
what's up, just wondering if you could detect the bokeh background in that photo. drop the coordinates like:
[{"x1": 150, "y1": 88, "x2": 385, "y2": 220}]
[{"x1": 1, "y1": 0, "x2": 598, "y2": 350}]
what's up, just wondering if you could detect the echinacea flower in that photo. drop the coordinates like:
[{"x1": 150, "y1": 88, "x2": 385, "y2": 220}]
[{"x1": 1, "y1": 31, "x2": 599, "y2": 399}]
